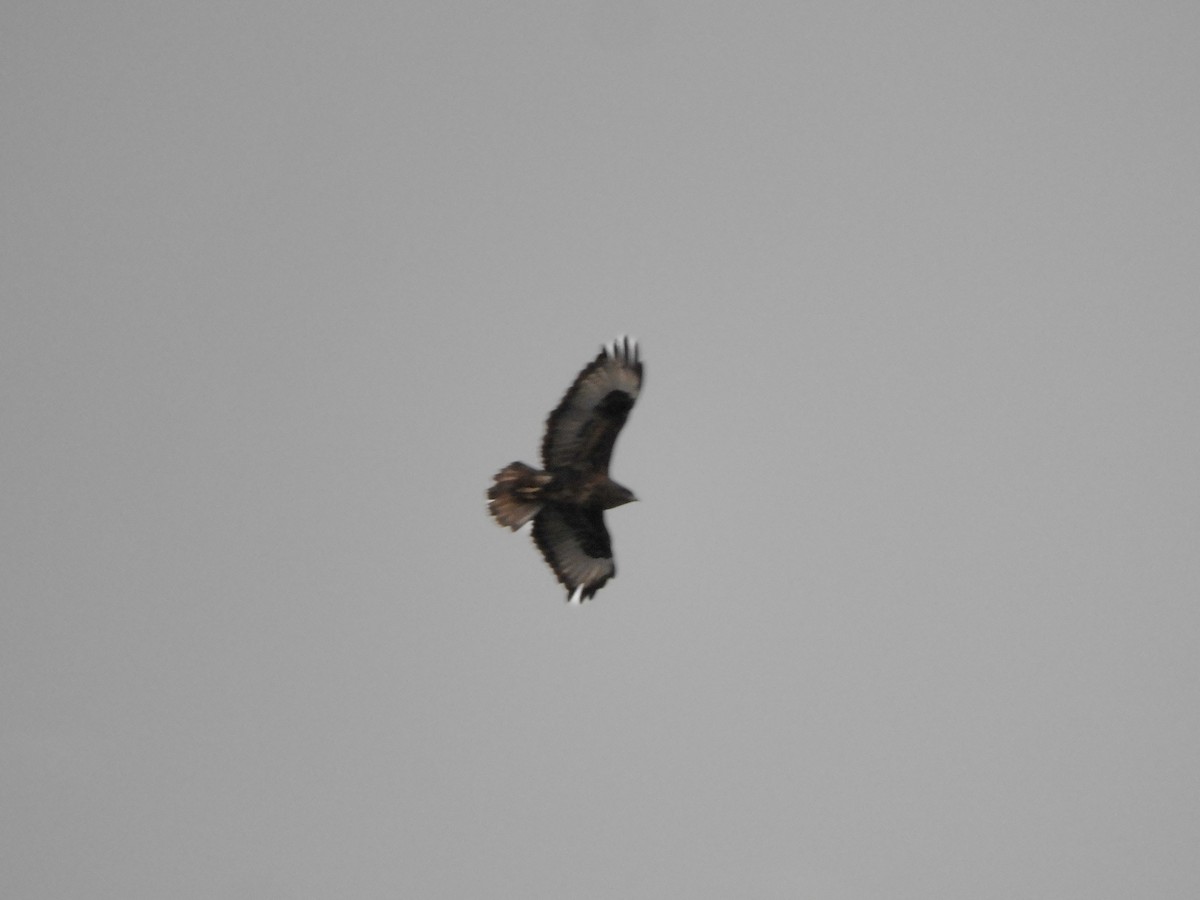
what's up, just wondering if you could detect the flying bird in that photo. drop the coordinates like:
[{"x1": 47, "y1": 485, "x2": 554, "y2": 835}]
[{"x1": 487, "y1": 336, "x2": 643, "y2": 603}]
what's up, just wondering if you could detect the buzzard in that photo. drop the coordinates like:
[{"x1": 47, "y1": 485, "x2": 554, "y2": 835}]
[{"x1": 487, "y1": 336, "x2": 643, "y2": 603}]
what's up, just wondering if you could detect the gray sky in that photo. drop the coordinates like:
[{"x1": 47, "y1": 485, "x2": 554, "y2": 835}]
[{"x1": 4, "y1": 2, "x2": 1198, "y2": 897}]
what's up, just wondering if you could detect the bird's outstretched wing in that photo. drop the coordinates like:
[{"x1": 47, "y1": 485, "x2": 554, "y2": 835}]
[
  {"x1": 542, "y1": 336, "x2": 642, "y2": 473},
  {"x1": 531, "y1": 504, "x2": 615, "y2": 603}
]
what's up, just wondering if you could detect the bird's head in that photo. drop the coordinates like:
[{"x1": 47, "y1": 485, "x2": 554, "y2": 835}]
[{"x1": 602, "y1": 480, "x2": 637, "y2": 510}]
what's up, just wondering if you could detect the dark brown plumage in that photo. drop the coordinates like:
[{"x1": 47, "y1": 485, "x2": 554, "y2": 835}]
[{"x1": 487, "y1": 336, "x2": 643, "y2": 603}]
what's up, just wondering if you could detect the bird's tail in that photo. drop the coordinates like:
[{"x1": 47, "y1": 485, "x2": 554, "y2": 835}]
[{"x1": 487, "y1": 462, "x2": 551, "y2": 530}]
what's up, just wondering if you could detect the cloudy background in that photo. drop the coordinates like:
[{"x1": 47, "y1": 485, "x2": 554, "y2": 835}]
[{"x1": 4, "y1": 2, "x2": 1198, "y2": 897}]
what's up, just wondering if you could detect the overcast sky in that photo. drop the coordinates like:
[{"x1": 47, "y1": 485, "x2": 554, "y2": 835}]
[{"x1": 3, "y1": 2, "x2": 1199, "y2": 897}]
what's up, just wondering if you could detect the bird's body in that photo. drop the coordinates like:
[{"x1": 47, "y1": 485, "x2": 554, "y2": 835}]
[
  {"x1": 487, "y1": 337, "x2": 643, "y2": 603},
  {"x1": 531, "y1": 467, "x2": 636, "y2": 511}
]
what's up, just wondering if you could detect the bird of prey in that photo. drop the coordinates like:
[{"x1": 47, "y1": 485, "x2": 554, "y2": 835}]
[{"x1": 487, "y1": 336, "x2": 643, "y2": 603}]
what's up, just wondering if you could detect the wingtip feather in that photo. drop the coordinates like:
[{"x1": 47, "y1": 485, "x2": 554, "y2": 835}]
[{"x1": 603, "y1": 334, "x2": 639, "y2": 365}]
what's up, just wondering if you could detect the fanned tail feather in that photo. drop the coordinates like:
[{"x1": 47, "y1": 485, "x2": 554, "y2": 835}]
[{"x1": 487, "y1": 462, "x2": 550, "y2": 530}]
